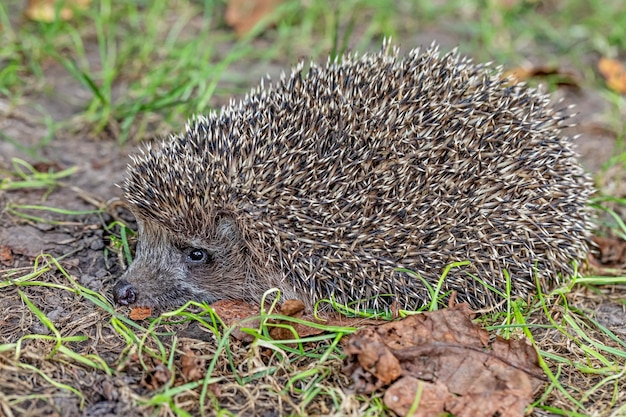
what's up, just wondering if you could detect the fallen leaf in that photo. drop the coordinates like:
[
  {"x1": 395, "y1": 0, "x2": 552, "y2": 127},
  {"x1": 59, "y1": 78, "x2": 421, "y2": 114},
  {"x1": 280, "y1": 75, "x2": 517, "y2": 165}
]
[
  {"x1": 270, "y1": 312, "x2": 372, "y2": 340},
  {"x1": 347, "y1": 328, "x2": 402, "y2": 389},
  {"x1": 225, "y1": 0, "x2": 284, "y2": 37},
  {"x1": 211, "y1": 299, "x2": 261, "y2": 322},
  {"x1": 140, "y1": 363, "x2": 171, "y2": 390},
  {"x1": 210, "y1": 299, "x2": 264, "y2": 342},
  {"x1": 384, "y1": 377, "x2": 448, "y2": 417},
  {"x1": 589, "y1": 235, "x2": 626, "y2": 271},
  {"x1": 269, "y1": 299, "x2": 307, "y2": 340},
  {"x1": 25, "y1": 0, "x2": 91, "y2": 22},
  {"x1": 344, "y1": 303, "x2": 544, "y2": 417},
  {"x1": 32, "y1": 161, "x2": 64, "y2": 173},
  {"x1": 279, "y1": 299, "x2": 306, "y2": 316},
  {"x1": 0, "y1": 246, "x2": 12, "y2": 266},
  {"x1": 129, "y1": 306, "x2": 152, "y2": 320},
  {"x1": 210, "y1": 299, "x2": 375, "y2": 341},
  {"x1": 494, "y1": 0, "x2": 523, "y2": 8},
  {"x1": 180, "y1": 346, "x2": 205, "y2": 382},
  {"x1": 598, "y1": 58, "x2": 626, "y2": 94},
  {"x1": 208, "y1": 383, "x2": 221, "y2": 396},
  {"x1": 504, "y1": 65, "x2": 580, "y2": 87}
]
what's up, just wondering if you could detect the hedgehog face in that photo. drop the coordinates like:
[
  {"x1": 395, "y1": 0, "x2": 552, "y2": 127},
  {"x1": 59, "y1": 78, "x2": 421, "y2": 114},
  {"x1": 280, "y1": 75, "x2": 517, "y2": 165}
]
[{"x1": 113, "y1": 216, "x2": 247, "y2": 309}]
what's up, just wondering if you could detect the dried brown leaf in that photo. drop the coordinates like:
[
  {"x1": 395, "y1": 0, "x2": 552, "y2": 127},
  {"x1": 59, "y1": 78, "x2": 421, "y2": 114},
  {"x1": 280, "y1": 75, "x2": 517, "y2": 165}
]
[
  {"x1": 589, "y1": 236, "x2": 626, "y2": 270},
  {"x1": 210, "y1": 299, "x2": 260, "y2": 323},
  {"x1": 225, "y1": 0, "x2": 284, "y2": 37},
  {"x1": 0, "y1": 245, "x2": 12, "y2": 266},
  {"x1": 25, "y1": 0, "x2": 91, "y2": 22},
  {"x1": 32, "y1": 161, "x2": 64, "y2": 172},
  {"x1": 345, "y1": 303, "x2": 544, "y2": 417},
  {"x1": 344, "y1": 327, "x2": 402, "y2": 388},
  {"x1": 598, "y1": 58, "x2": 626, "y2": 94},
  {"x1": 140, "y1": 363, "x2": 171, "y2": 390},
  {"x1": 279, "y1": 299, "x2": 306, "y2": 316},
  {"x1": 129, "y1": 306, "x2": 152, "y2": 320},
  {"x1": 504, "y1": 65, "x2": 580, "y2": 87},
  {"x1": 210, "y1": 299, "x2": 262, "y2": 342},
  {"x1": 384, "y1": 377, "x2": 448, "y2": 417},
  {"x1": 210, "y1": 299, "x2": 372, "y2": 341},
  {"x1": 495, "y1": 0, "x2": 523, "y2": 9},
  {"x1": 180, "y1": 346, "x2": 205, "y2": 382}
]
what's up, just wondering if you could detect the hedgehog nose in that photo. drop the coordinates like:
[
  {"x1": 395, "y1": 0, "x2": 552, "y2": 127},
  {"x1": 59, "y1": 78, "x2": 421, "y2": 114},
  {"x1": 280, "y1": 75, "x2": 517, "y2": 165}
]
[{"x1": 113, "y1": 279, "x2": 137, "y2": 305}]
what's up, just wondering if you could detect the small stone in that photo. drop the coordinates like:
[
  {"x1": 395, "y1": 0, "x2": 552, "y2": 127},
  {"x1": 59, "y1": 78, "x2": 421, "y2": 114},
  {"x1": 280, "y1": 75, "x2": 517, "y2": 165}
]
[{"x1": 90, "y1": 239, "x2": 105, "y2": 250}]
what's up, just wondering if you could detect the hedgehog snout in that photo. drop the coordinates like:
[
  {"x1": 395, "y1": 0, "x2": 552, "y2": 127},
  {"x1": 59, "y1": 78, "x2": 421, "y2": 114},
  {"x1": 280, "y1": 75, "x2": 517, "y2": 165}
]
[{"x1": 113, "y1": 279, "x2": 138, "y2": 305}]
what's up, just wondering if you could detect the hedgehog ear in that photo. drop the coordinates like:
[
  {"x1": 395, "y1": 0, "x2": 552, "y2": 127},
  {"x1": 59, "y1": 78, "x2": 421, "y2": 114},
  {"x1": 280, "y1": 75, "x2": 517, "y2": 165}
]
[{"x1": 215, "y1": 214, "x2": 240, "y2": 242}]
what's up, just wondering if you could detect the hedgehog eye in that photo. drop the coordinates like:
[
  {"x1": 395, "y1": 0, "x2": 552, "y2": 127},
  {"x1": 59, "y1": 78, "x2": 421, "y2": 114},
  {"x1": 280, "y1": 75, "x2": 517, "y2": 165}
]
[{"x1": 186, "y1": 248, "x2": 212, "y2": 264}]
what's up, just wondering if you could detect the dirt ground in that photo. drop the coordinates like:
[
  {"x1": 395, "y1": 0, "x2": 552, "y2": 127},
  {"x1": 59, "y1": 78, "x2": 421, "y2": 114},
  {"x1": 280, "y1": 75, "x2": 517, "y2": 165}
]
[{"x1": 1, "y1": 11, "x2": 626, "y2": 417}]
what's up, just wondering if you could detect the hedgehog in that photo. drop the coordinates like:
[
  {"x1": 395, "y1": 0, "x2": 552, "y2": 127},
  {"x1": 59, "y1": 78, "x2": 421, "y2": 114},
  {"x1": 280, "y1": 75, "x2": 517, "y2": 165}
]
[{"x1": 112, "y1": 43, "x2": 594, "y2": 313}]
